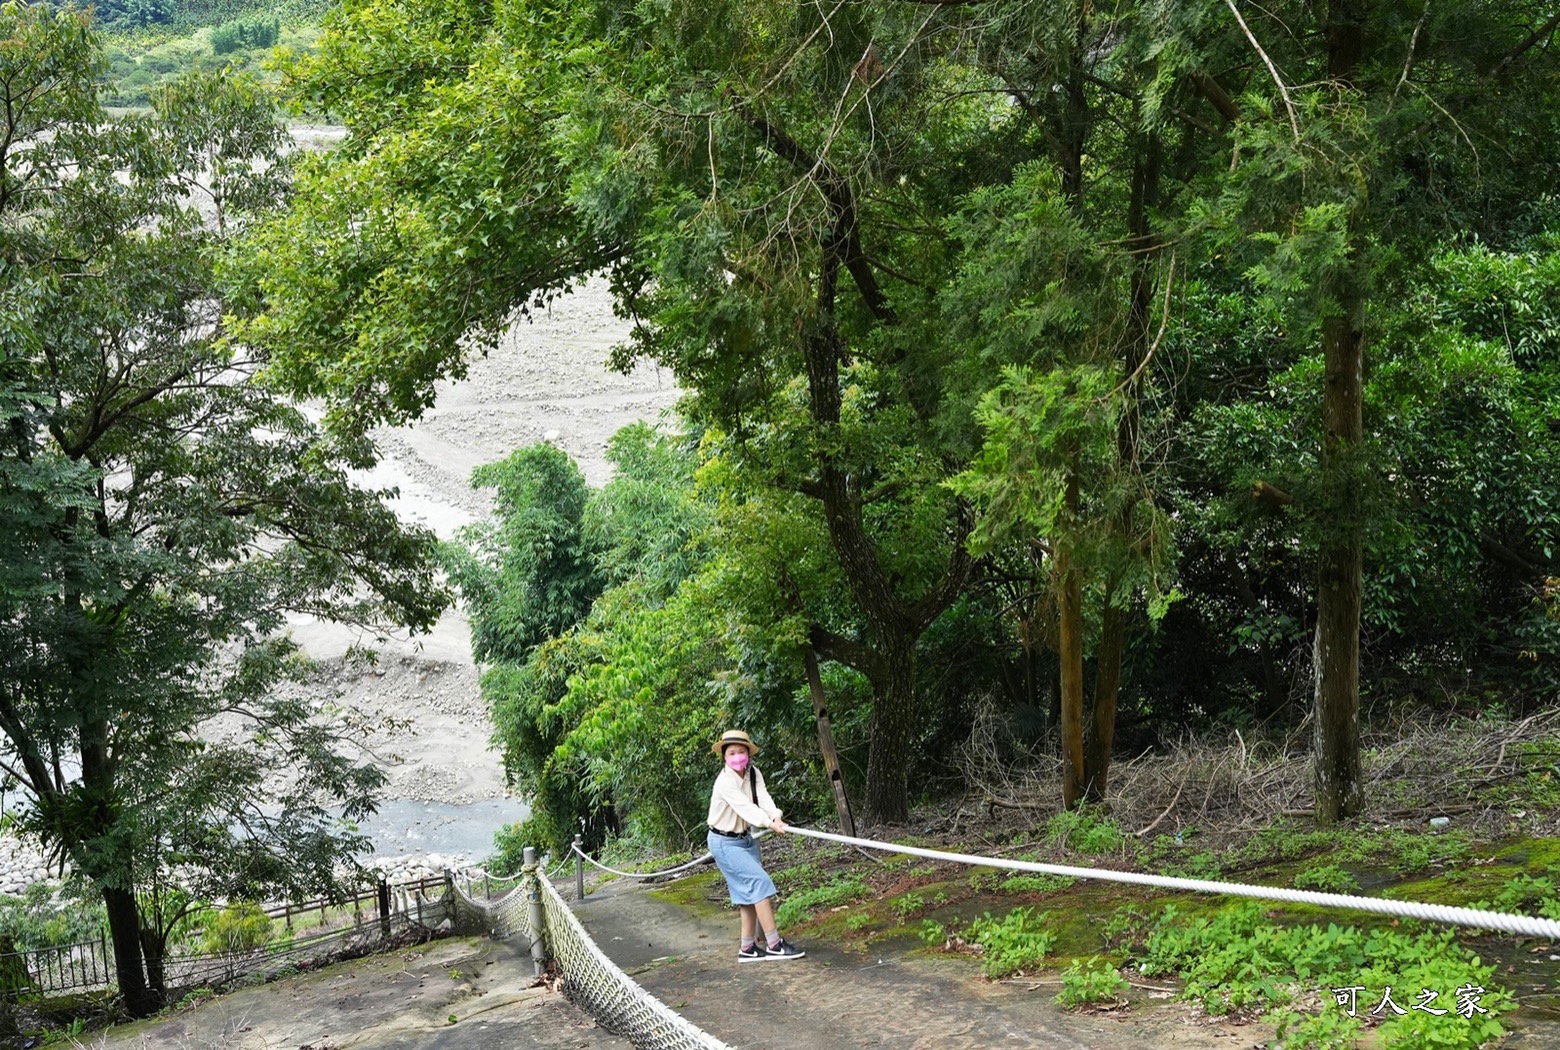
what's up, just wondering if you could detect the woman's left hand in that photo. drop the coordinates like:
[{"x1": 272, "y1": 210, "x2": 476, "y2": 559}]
[{"x1": 769, "y1": 818, "x2": 788, "y2": 834}]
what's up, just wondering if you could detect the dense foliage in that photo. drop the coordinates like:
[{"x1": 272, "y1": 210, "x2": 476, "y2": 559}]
[
  {"x1": 232, "y1": 0, "x2": 1560, "y2": 841},
  {"x1": 0, "y1": 2, "x2": 445, "y2": 1016},
  {"x1": 446, "y1": 426, "x2": 758, "y2": 857}
]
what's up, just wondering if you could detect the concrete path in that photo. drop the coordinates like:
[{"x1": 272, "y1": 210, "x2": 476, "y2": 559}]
[
  {"x1": 570, "y1": 879, "x2": 1262, "y2": 1050},
  {"x1": 81, "y1": 937, "x2": 631, "y2": 1050}
]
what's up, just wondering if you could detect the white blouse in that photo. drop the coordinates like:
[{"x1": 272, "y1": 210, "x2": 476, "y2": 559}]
[{"x1": 706, "y1": 765, "x2": 782, "y2": 833}]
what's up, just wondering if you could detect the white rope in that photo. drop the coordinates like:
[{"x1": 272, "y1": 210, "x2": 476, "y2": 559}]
[
  {"x1": 570, "y1": 843, "x2": 717, "y2": 880},
  {"x1": 570, "y1": 830, "x2": 777, "y2": 881},
  {"x1": 784, "y1": 826, "x2": 1560, "y2": 941}
]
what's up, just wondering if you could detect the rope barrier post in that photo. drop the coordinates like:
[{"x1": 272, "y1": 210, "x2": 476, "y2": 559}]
[
  {"x1": 522, "y1": 846, "x2": 549, "y2": 977},
  {"x1": 573, "y1": 834, "x2": 586, "y2": 899},
  {"x1": 803, "y1": 647, "x2": 857, "y2": 837},
  {"x1": 377, "y1": 878, "x2": 390, "y2": 939}
]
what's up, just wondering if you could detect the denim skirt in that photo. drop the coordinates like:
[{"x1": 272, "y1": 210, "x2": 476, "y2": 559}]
[{"x1": 708, "y1": 830, "x2": 777, "y2": 905}]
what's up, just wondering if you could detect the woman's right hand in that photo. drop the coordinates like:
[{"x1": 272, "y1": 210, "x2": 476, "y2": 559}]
[{"x1": 769, "y1": 818, "x2": 787, "y2": 834}]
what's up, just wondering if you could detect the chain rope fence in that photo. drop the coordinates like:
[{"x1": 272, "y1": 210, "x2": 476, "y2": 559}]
[{"x1": 450, "y1": 855, "x2": 733, "y2": 1050}]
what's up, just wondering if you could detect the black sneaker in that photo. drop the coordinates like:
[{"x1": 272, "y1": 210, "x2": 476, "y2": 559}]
[
  {"x1": 762, "y1": 939, "x2": 805, "y2": 961},
  {"x1": 737, "y1": 944, "x2": 768, "y2": 962}
]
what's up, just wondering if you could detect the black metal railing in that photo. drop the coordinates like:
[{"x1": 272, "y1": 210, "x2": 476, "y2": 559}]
[{"x1": 0, "y1": 872, "x2": 462, "y2": 1002}]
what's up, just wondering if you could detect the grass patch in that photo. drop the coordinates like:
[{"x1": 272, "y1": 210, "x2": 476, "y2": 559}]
[
  {"x1": 774, "y1": 876, "x2": 871, "y2": 928},
  {"x1": 998, "y1": 873, "x2": 1076, "y2": 894}
]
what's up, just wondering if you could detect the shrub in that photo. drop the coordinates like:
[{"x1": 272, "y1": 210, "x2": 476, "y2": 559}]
[
  {"x1": 1139, "y1": 902, "x2": 1513, "y2": 1048},
  {"x1": 1056, "y1": 955, "x2": 1128, "y2": 1008},
  {"x1": 0, "y1": 884, "x2": 106, "y2": 951},
  {"x1": 1044, "y1": 807, "x2": 1125, "y2": 854},
  {"x1": 966, "y1": 907, "x2": 1055, "y2": 978},
  {"x1": 199, "y1": 902, "x2": 272, "y2": 956}
]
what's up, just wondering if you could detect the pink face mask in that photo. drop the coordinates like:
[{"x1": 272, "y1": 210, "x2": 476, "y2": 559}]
[{"x1": 726, "y1": 751, "x2": 750, "y2": 773}]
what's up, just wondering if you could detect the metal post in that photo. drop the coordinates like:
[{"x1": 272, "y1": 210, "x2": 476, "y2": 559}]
[
  {"x1": 523, "y1": 846, "x2": 548, "y2": 977},
  {"x1": 574, "y1": 833, "x2": 585, "y2": 899}
]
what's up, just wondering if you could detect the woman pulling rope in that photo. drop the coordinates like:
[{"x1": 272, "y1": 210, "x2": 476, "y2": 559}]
[{"x1": 706, "y1": 729, "x2": 806, "y2": 962}]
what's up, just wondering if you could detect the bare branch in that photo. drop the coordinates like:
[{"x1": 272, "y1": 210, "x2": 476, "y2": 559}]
[
  {"x1": 1223, "y1": 0, "x2": 1300, "y2": 142},
  {"x1": 1393, "y1": 0, "x2": 1432, "y2": 103}
]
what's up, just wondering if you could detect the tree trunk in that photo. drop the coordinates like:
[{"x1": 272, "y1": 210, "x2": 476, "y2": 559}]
[
  {"x1": 1314, "y1": 310, "x2": 1365, "y2": 823},
  {"x1": 103, "y1": 885, "x2": 156, "y2": 1017},
  {"x1": 1081, "y1": 135, "x2": 1159, "y2": 806},
  {"x1": 864, "y1": 635, "x2": 918, "y2": 823},
  {"x1": 1057, "y1": 450, "x2": 1086, "y2": 809},
  {"x1": 1084, "y1": 600, "x2": 1125, "y2": 804},
  {"x1": 1313, "y1": 1, "x2": 1368, "y2": 826},
  {"x1": 139, "y1": 925, "x2": 166, "y2": 1002}
]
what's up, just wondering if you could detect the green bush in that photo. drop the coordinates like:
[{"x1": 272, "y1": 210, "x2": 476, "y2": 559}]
[
  {"x1": 1473, "y1": 873, "x2": 1560, "y2": 920},
  {"x1": 1056, "y1": 955, "x2": 1128, "y2": 1008},
  {"x1": 966, "y1": 907, "x2": 1055, "y2": 978},
  {"x1": 199, "y1": 902, "x2": 272, "y2": 955},
  {"x1": 1044, "y1": 807, "x2": 1125, "y2": 854},
  {"x1": 1138, "y1": 903, "x2": 1513, "y2": 1048},
  {"x1": 210, "y1": 15, "x2": 279, "y2": 55},
  {"x1": 0, "y1": 884, "x2": 106, "y2": 951}
]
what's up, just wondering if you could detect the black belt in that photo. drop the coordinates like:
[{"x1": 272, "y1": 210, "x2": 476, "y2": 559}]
[{"x1": 708, "y1": 826, "x2": 749, "y2": 838}]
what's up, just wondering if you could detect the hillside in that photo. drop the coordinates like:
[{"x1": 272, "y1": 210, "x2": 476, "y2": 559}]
[{"x1": 64, "y1": 0, "x2": 332, "y2": 107}]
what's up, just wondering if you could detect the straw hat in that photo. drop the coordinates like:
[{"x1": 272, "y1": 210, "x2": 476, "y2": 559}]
[{"x1": 712, "y1": 729, "x2": 759, "y2": 756}]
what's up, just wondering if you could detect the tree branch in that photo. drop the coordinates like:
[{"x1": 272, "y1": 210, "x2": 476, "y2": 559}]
[
  {"x1": 1191, "y1": 70, "x2": 1243, "y2": 125},
  {"x1": 1251, "y1": 479, "x2": 1295, "y2": 511},
  {"x1": 733, "y1": 96, "x2": 897, "y2": 325},
  {"x1": 1491, "y1": 8, "x2": 1560, "y2": 77},
  {"x1": 1223, "y1": 0, "x2": 1299, "y2": 141},
  {"x1": 1480, "y1": 534, "x2": 1550, "y2": 578},
  {"x1": 808, "y1": 624, "x2": 882, "y2": 680}
]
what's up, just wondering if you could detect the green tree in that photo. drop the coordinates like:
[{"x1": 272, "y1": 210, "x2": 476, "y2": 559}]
[
  {"x1": 1152, "y1": 0, "x2": 1560, "y2": 819},
  {"x1": 467, "y1": 426, "x2": 729, "y2": 856},
  {"x1": 442, "y1": 444, "x2": 603, "y2": 666},
  {"x1": 0, "y1": 6, "x2": 444, "y2": 1015},
  {"x1": 233, "y1": 0, "x2": 1000, "y2": 821},
  {"x1": 231, "y1": 0, "x2": 1560, "y2": 827}
]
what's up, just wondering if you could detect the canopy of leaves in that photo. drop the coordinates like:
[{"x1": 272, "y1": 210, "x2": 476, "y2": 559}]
[{"x1": 0, "y1": 1, "x2": 447, "y2": 1006}]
